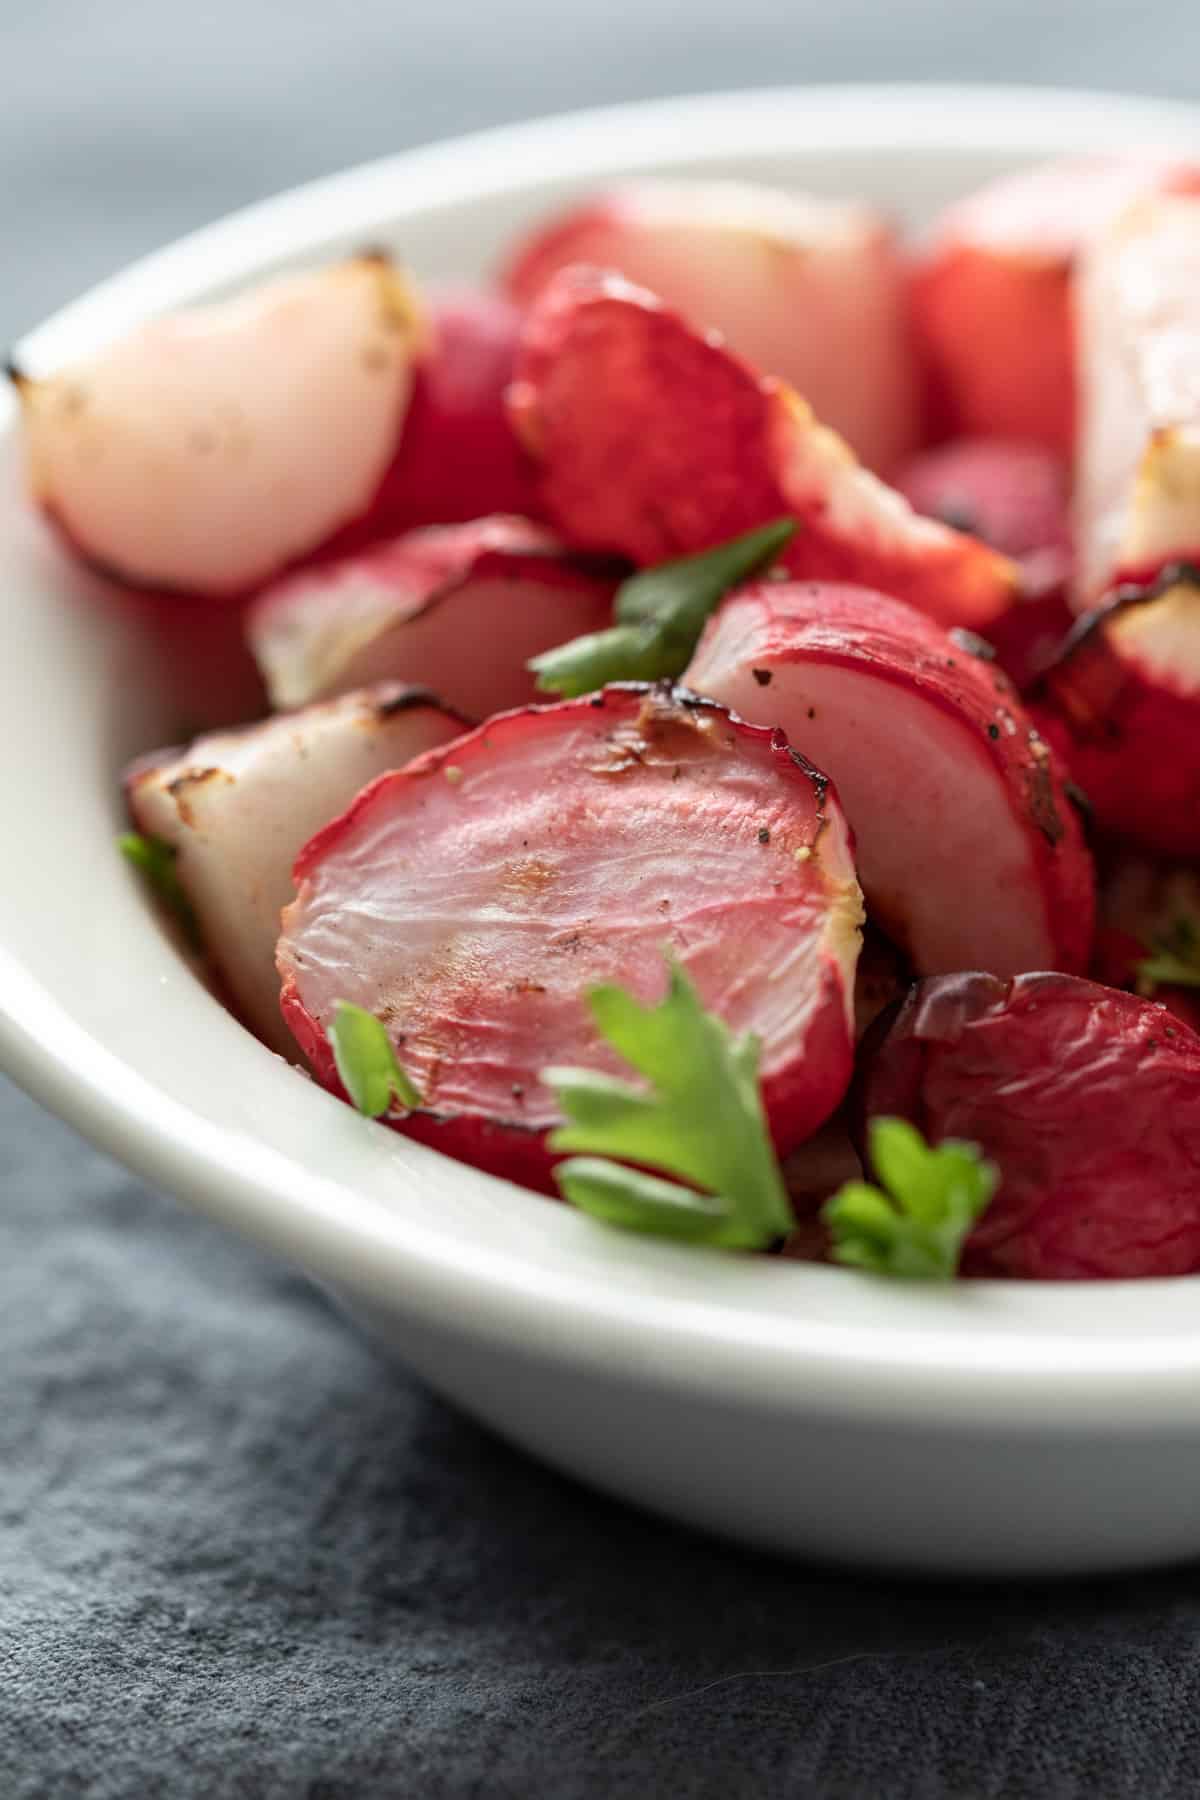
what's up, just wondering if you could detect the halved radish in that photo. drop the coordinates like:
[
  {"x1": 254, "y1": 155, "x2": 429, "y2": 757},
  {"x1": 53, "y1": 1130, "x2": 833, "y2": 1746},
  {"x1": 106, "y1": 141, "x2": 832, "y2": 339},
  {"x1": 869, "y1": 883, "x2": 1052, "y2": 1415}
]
[
  {"x1": 502, "y1": 180, "x2": 920, "y2": 472},
  {"x1": 1035, "y1": 568, "x2": 1200, "y2": 857},
  {"x1": 325, "y1": 286, "x2": 540, "y2": 553},
  {"x1": 911, "y1": 155, "x2": 1200, "y2": 452},
  {"x1": 127, "y1": 684, "x2": 464, "y2": 1053},
  {"x1": 11, "y1": 255, "x2": 425, "y2": 599},
  {"x1": 1076, "y1": 195, "x2": 1200, "y2": 600},
  {"x1": 858, "y1": 971, "x2": 1200, "y2": 1279},
  {"x1": 507, "y1": 268, "x2": 1015, "y2": 631},
  {"x1": 685, "y1": 581, "x2": 1094, "y2": 976},
  {"x1": 246, "y1": 515, "x2": 619, "y2": 714},
  {"x1": 278, "y1": 684, "x2": 864, "y2": 1189}
]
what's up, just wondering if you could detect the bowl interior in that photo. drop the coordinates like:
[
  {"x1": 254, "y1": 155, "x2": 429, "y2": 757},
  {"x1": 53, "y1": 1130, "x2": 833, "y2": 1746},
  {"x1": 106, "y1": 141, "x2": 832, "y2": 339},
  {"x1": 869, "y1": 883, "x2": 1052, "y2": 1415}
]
[{"x1": 7, "y1": 84, "x2": 1200, "y2": 1429}]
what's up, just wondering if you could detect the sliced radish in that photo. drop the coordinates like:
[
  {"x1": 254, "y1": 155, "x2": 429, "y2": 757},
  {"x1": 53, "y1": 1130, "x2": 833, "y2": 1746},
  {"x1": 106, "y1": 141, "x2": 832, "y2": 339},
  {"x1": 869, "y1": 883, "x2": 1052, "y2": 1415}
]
[
  {"x1": 1035, "y1": 568, "x2": 1200, "y2": 857},
  {"x1": 858, "y1": 971, "x2": 1200, "y2": 1279},
  {"x1": 1076, "y1": 195, "x2": 1200, "y2": 600},
  {"x1": 11, "y1": 255, "x2": 424, "y2": 599},
  {"x1": 278, "y1": 684, "x2": 864, "y2": 1189},
  {"x1": 126, "y1": 685, "x2": 464, "y2": 1053},
  {"x1": 911, "y1": 155, "x2": 1200, "y2": 452},
  {"x1": 685, "y1": 581, "x2": 1094, "y2": 976},
  {"x1": 325, "y1": 286, "x2": 540, "y2": 554},
  {"x1": 246, "y1": 514, "x2": 619, "y2": 714},
  {"x1": 502, "y1": 180, "x2": 920, "y2": 472},
  {"x1": 507, "y1": 268, "x2": 1015, "y2": 631}
]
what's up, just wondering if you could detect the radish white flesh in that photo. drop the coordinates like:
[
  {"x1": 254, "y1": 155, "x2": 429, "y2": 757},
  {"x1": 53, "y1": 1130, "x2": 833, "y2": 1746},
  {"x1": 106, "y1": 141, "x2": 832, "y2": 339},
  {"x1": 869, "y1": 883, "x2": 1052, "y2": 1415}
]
[
  {"x1": 14, "y1": 256, "x2": 423, "y2": 598},
  {"x1": 247, "y1": 516, "x2": 617, "y2": 715},
  {"x1": 126, "y1": 685, "x2": 464, "y2": 1052}
]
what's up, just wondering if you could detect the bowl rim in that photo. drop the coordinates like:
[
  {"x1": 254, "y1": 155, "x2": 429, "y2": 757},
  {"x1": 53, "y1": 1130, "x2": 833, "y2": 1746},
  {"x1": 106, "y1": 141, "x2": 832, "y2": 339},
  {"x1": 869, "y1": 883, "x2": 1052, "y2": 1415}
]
[{"x1": 8, "y1": 80, "x2": 1200, "y2": 1435}]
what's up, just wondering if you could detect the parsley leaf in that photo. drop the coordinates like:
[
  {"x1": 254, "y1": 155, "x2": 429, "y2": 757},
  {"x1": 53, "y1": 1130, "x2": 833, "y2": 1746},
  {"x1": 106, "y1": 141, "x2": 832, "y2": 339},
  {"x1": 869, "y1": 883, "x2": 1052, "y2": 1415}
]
[
  {"x1": 530, "y1": 518, "x2": 797, "y2": 698},
  {"x1": 1137, "y1": 911, "x2": 1200, "y2": 993},
  {"x1": 822, "y1": 1118, "x2": 996, "y2": 1280},
  {"x1": 118, "y1": 832, "x2": 200, "y2": 947},
  {"x1": 544, "y1": 953, "x2": 792, "y2": 1249},
  {"x1": 327, "y1": 1001, "x2": 422, "y2": 1117}
]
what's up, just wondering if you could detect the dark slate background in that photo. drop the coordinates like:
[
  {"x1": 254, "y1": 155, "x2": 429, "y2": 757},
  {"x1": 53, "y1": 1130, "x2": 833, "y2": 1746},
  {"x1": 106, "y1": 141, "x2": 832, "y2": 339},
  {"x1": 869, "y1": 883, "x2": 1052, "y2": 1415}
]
[{"x1": 5, "y1": 5, "x2": 1200, "y2": 1795}]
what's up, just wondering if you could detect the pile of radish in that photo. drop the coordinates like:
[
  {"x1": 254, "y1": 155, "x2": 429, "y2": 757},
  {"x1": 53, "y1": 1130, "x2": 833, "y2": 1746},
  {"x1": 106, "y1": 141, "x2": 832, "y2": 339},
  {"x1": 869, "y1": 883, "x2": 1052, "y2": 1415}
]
[{"x1": 17, "y1": 156, "x2": 1200, "y2": 1279}]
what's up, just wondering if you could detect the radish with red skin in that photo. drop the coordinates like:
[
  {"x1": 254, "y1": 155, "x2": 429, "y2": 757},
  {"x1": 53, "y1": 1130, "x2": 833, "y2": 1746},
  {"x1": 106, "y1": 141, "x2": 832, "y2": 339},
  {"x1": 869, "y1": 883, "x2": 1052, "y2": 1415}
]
[
  {"x1": 857, "y1": 971, "x2": 1200, "y2": 1280},
  {"x1": 508, "y1": 267, "x2": 1016, "y2": 632},
  {"x1": 126, "y1": 684, "x2": 465, "y2": 1054},
  {"x1": 892, "y1": 436, "x2": 1071, "y2": 576},
  {"x1": 1034, "y1": 568, "x2": 1200, "y2": 858},
  {"x1": 278, "y1": 684, "x2": 864, "y2": 1190},
  {"x1": 1076, "y1": 194, "x2": 1200, "y2": 601},
  {"x1": 910, "y1": 155, "x2": 1200, "y2": 453},
  {"x1": 893, "y1": 436, "x2": 1075, "y2": 688},
  {"x1": 502, "y1": 180, "x2": 920, "y2": 472},
  {"x1": 326, "y1": 287, "x2": 541, "y2": 555},
  {"x1": 686, "y1": 581, "x2": 1094, "y2": 976},
  {"x1": 247, "y1": 514, "x2": 620, "y2": 715},
  {"x1": 10, "y1": 255, "x2": 425, "y2": 600}
]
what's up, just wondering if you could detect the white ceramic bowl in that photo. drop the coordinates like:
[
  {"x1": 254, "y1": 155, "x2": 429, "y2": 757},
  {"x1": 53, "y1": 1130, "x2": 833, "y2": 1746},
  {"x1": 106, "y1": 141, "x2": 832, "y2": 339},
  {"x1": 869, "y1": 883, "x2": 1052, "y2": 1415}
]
[{"x1": 5, "y1": 84, "x2": 1200, "y2": 1577}]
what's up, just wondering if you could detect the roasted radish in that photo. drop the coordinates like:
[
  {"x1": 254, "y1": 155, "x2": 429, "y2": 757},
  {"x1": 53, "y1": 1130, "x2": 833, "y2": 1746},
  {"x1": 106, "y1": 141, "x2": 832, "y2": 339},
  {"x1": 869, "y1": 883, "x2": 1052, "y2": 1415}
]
[
  {"x1": 507, "y1": 268, "x2": 1015, "y2": 631},
  {"x1": 893, "y1": 436, "x2": 1070, "y2": 578},
  {"x1": 911, "y1": 155, "x2": 1200, "y2": 452},
  {"x1": 503, "y1": 180, "x2": 920, "y2": 471},
  {"x1": 11, "y1": 255, "x2": 425, "y2": 599},
  {"x1": 1035, "y1": 568, "x2": 1200, "y2": 858},
  {"x1": 126, "y1": 685, "x2": 464, "y2": 1052},
  {"x1": 858, "y1": 971, "x2": 1200, "y2": 1279},
  {"x1": 1076, "y1": 194, "x2": 1200, "y2": 600},
  {"x1": 893, "y1": 436, "x2": 1076, "y2": 688},
  {"x1": 278, "y1": 685, "x2": 864, "y2": 1188},
  {"x1": 686, "y1": 581, "x2": 1094, "y2": 975},
  {"x1": 247, "y1": 514, "x2": 619, "y2": 714}
]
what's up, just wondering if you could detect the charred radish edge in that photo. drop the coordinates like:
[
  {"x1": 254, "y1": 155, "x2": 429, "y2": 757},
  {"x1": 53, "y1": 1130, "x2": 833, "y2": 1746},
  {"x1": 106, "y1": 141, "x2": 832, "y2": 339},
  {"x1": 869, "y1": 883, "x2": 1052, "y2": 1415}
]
[
  {"x1": 543, "y1": 951, "x2": 793, "y2": 1249},
  {"x1": 1032, "y1": 564, "x2": 1200, "y2": 855},
  {"x1": 1037, "y1": 561, "x2": 1200, "y2": 723},
  {"x1": 821, "y1": 1118, "x2": 997, "y2": 1280},
  {"x1": 530, "y1": 518, "x2": 796, "y2": 697},
  {"x1": 328, "y1": 1002, "x2": 422, "y2": 1115}
]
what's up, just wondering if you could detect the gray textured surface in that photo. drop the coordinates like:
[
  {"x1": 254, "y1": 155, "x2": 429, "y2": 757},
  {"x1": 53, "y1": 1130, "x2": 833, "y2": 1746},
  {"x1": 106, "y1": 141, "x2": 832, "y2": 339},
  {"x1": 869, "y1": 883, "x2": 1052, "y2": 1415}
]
[{"x1": 5, "y1": 5, "x2": 1200, "y2": 1794}]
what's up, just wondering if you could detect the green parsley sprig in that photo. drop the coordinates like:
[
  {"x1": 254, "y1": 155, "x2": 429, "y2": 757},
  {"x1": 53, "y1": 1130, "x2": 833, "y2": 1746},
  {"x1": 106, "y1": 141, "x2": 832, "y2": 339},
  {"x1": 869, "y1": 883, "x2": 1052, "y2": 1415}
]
[
  {"x1": 1136, "y1": 911, "x2": 1200, "y2": 994},
  {"x1": 327, "y1": 1001, "x2": 422, "y2": 1117},
  {"x1": 822, "y1": 1118, "x2": 996, "y2": 1280},
  {"x1": 544, "y1": 954, "x2": 792, "y2": 1249},
  {"x1": 118, "y1": 832, "x2": 200, "y2": 947},
  {"x1": 529, "y1": 518, "x2": 797, "y2": 698}
]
